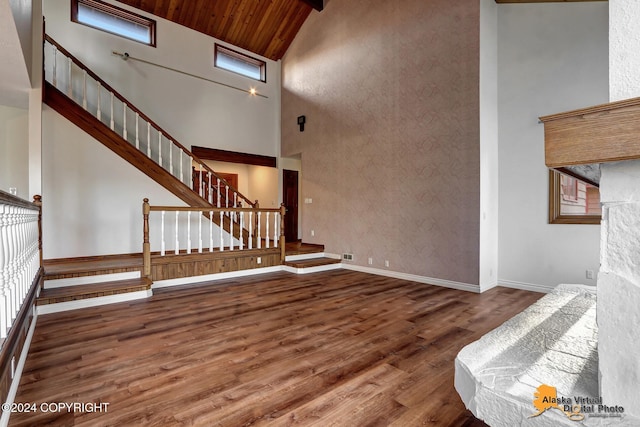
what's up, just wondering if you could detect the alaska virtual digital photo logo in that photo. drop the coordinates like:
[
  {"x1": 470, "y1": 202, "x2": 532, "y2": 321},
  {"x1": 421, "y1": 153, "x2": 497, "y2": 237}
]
[{"x1": 530, "y1": 384, "x2": 625, "y2": 422}]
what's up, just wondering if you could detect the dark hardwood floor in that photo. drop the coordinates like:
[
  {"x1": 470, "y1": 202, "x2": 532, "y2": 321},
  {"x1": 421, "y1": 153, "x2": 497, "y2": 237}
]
[{"x1": 9, "y1": 270, "x2": 541, "y2": 426}]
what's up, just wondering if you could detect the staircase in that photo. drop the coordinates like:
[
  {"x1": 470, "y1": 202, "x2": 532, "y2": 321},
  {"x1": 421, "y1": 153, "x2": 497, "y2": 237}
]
[
  {"x1": 38, "y1": 255, "x2": 151, "y2": 314},
  {"x1": 43, "y1": 35, "x2": 253, "y2": 243},
  {"x1": 38, "y1": 36, "x2": 338, "y2": 312}
]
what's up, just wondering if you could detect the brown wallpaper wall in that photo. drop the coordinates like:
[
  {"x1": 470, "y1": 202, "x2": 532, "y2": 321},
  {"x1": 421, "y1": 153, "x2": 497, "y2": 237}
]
[{"x1": 281, "y1": 0, "x2": 481, "y2": 285}]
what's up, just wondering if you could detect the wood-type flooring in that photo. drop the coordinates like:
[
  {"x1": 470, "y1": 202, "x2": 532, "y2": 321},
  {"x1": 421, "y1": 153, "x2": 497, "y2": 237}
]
[{"x1": 9, "y1": 270, "x2": 541, "y2": 426}]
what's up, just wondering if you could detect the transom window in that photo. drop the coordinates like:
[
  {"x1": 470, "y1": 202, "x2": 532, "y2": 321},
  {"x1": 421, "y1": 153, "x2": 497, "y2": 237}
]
[
  {"x1": 215, "y1": 44, "x2": 266, "y2": 82},
  {"x1": 71, "y1": 0, "x2": 156, "y2": 47}
]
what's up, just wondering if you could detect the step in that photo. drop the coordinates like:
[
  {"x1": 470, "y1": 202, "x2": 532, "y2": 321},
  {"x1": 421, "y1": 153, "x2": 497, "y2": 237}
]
[
  {"x1": 44, "y1": 253, "x2": 143, "y2": 280},
  {"x1": 284, "y1": 242, "x2": 325, "y2": 256},
  {"x1": 37, "y1": 277, "x2": 152, "y2": 315},
  {"x1": 284, "y1": 257, "x2": 341, "y2": 268}
]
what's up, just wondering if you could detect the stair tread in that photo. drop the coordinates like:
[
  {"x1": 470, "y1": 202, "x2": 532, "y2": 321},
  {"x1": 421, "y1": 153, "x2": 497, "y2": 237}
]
[
  {"x1": 284, "y1": 257, "x2": 341, "y2": 268},
  {"x1": 44, "y1": 254, "x2": 142, "y2": 277},
  {"x1": 37, "y1": 277, "x2": 152, "y2": 305},
  {"x1": 284, "y1": 242, "x2": 325, "y2": 256}
]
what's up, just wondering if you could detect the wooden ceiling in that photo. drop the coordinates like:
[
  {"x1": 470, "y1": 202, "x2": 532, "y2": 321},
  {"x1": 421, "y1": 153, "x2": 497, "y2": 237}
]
[{"x1": 115, "y1": 0, "x2": 323, "y2": 61}]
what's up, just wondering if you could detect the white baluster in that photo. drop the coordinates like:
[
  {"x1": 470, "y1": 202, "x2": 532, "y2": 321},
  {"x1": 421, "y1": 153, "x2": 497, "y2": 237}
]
[
  {"x1": 217, "y1": 178, "x2": 221, "y2": 208},
  {"x1": 52, "y1": 46, "x2": 58, "y2": 88},
  {"x1": 0, "y1": 204, "x2": 8, "y2": 337},
  {"x1": 274, "y1": 213, "x2": 279, "y2": 248},
  {"x1": 123, "y1": 104, "x2": 127, "y2": 140},
  {"x1": 67, "y1": 58, "x2": 72, "y2": 97},
  {"x1": 265, "y1": 212, "x2": 270, "y2": 248},
  {"x1": 234, "y1": 193, "x2": 238, "y2": 208},
  {"x1": 209, "y1": 211, "x2": 213, "y2": 252},
  {"x1": 208, "y1": 172, "x2": 212, "y2": 204},
  {"x1": 219, "y1": 211, "x2": 224, "y2": 252},
  {"x1": 180, "y1": 151, "x2": 184, "y2": 183},
  {"x1": 199, "y1": 164, "x2": 203, "y2": 197},
  {"x1": 229, "y1": 210, "x2": 234, "y2": 251},
  {"x1": 82, "y1": 70, "x2": 87, "y2": 110},
  {"x1": 146, "y1": 123, "x2": 151, "y2": 158},
  {"x1": 135, "y1": 113, "x2": 139, "y2": 149},
  {"x1": 160, "y1": 211, "x2": 165, "y2": 256},
  {"x1": 198, "y1": 212, "x2": 202, "y2": 253},
  {"x1": 158, "y1": 131, "x2": 163, "y2": 167},
  {"x1": 187, "y1": 211, "x2": 192, "y2": 254},
  {"x1": 169, "y1": 142, "x2": 173, "y2": 176},
  {"x1": 175, "y1": 211, "x2": 179, "y2": 255},
  {"x1": 96, "y1": 81, "x2": 102, "y2": 121},
  {"x1": 110, "y1": 93, "x2": 115, "y2": 130},
  {"x1": 257, "y1": 212, "x2": 261, "y2": 249},
  {"x1": 248, "y1": 212, "x2": 253, "y2": 250},
  {"x1": 238, "y1": 212, "x2": 243, "y2": 250}
]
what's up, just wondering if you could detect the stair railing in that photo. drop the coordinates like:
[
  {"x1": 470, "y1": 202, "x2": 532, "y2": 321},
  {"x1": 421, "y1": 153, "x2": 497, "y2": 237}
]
[
  {"x1": 142, "y1": 199, "x2": 286, "y2": 278},
  {"x1": 0, "y1": 192, "x2": 41, "y2": 340},
  {"x1": 43, "y1": 35, "x2": 255, "y2": 211}
]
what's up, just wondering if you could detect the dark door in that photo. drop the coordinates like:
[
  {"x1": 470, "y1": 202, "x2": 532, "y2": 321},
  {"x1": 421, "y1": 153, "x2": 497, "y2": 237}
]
[{"x1": 283, "y1": 169, "x2": 299, "y2": 242}]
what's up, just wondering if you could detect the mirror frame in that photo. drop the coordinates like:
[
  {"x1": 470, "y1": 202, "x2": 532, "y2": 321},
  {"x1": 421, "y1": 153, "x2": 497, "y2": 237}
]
[{"x1": 548, "y1": 170, "x2": 601, "y2": 225}]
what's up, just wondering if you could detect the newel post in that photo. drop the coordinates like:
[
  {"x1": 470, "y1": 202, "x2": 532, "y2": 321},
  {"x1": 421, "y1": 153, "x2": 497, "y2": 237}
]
[
  {"x1": 143, "y1": 198, "x2": 151, "y2": 279},
  {"x1": 280, "y1": 203, "x2": 286, "y2": 264},
  {"x1": 33, "y1": 195, "x2": 43, "y2": 269}
]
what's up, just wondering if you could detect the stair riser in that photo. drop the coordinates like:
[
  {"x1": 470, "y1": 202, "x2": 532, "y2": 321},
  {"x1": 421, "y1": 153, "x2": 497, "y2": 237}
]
[
  {"x1": 37, "y1": 290, "x2": 152, "y2": 315},
  {"x1": 44, "y1": 271, "x2": 141, "y2": 289}
]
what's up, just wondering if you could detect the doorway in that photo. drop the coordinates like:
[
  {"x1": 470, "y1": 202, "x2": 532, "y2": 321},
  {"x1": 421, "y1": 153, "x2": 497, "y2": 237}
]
[{"x1": 283, "y1": 169, "x2": 299, "y2": 242}]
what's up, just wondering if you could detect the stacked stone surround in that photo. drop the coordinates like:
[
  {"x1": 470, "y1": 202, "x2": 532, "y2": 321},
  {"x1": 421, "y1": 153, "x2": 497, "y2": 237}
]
[{"x1": 597, "y1": 160, "x2": 640, "y2": 418}]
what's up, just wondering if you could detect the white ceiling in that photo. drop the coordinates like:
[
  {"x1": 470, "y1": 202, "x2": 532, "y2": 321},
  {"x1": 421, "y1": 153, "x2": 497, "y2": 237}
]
[{"x1": 0, "y1": 0, "x2": 31, "y2": 109}]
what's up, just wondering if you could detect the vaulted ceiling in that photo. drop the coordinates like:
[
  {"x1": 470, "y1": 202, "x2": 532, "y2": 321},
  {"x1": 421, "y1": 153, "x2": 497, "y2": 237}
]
[{"x1": 115, "y1": 0, "x2": 322, "y2": 61}]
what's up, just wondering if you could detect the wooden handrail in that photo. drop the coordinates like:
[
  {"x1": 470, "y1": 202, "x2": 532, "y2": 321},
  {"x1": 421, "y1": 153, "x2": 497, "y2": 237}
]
[
  {"x1": 44, "y1": 34, "x2": 255, "y2": 208},
  {"x1": 142, "y1": 199, "x2": 287, "y2": 277}
]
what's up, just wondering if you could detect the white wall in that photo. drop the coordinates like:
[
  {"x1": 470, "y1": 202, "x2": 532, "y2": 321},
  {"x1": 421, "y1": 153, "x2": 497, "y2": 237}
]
[
  {"x1": 479, "y1": 0, "x2": 499, "y2": 292},
  {"x1": 43, "y1": 0, "x2": 280, "y2": 157},
  {"x1": 0, "y1": 105, "x2": 29, "y2": 197},
  {"x1": 42, "y1": 106, "x2": 187, "y2": 258},
  {"x1": 497, "y1": 3, "x2": 608, "y2": 291}
]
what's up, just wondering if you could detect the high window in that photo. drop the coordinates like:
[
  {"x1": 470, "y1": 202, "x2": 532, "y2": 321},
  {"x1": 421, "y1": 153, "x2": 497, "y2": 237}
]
[
  {"x1": 71, "y1": 0, "x2": 156, "y2": 47},
  {"x1": 215, "y1": 44, "x2": 266, "y2": 82}
]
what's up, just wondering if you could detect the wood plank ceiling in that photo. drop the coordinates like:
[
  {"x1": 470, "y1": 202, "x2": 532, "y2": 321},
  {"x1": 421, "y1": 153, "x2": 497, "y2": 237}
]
[{"x1": 115, "y1": 0, "x2": 322, "y2": 61}]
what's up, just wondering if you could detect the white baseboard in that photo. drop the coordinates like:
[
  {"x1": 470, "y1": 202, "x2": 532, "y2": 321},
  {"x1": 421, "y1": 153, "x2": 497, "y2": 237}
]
[
  {"x1": 1, "y1": 308, "x2": 38, "y2": 427},
  {"x1": 36, "y1": 290, "x2": 152, "y2": 315},
  {"x1": 152, "y1": 266, "x2": 283, "y2": 289},
  {"x1": 498, "y1": 279, "x2": 556, "y2": 294},
  {"x1": 341, "y1": 264, "x2": 481, "y2": 293},
  {"x1": 282, "y1": 263, "x2": 342, "y2": 275},
  {"x1": 44, "y1": 271, "x2": 141, "y2": 289},
  {"x1": 479, "y1": 279, "x2": 499, "y2": 293}
]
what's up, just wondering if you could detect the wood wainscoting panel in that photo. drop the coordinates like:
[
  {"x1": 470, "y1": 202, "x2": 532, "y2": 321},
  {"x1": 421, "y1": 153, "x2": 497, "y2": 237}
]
[{"x1": 150, "y1": 248, "x2": 281, "y2": 281}]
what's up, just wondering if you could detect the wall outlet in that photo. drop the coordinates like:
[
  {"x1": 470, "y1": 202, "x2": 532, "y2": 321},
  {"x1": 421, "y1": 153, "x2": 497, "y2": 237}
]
[
  {"x1": 385, "y1": 260, "x2": 390, "y2": 268},
  {"x1": 9, "y1": 187, "x2": 17, "y2": 196},
  {"x1": 343, "y1": 253, "x2": 353, "y2": 261},
  {"x1": 257, "y1": 257, "x2": 262, "y2": 265},
  {"x1": 311, "y1": 230, "x2": 315, "y2": 237},
  {"x1": 586, "y1": 270, "x2": 594, "y2": 279},
  {"x1": 368, "y1": 257, "x2": 373, "y2": 265},
  {"x1": 304, "y1": 198, "x2": 313, "y2": 204}
]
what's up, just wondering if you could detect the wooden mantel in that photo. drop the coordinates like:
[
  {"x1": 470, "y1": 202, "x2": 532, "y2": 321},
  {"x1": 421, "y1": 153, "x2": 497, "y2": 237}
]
[{"x1": 540, "y1": 96, "x2": 640, "y2": 168}]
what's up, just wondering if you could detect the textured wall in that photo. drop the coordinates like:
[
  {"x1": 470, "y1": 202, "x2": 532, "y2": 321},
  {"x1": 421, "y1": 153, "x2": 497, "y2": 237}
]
[{"x1": 282, "y1": 0, "x2": 480, "y2": 285}]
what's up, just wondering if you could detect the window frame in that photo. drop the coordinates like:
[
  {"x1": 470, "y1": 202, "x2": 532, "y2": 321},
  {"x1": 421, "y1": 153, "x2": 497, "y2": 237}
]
[
  {"x1": 214, "y1": 44, "x2": 266, "y2": 83},
  {"x1": 548, "y1": 169, "x2": 601, "y2": 225},
  {"x1": 71, "y1": 0, "x2": 157, "y2": 47}
]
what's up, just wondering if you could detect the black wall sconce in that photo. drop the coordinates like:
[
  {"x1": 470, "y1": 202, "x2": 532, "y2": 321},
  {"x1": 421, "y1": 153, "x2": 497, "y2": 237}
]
[{"x1": 297, "y1": 115, "x2": 306, "y2": 132}]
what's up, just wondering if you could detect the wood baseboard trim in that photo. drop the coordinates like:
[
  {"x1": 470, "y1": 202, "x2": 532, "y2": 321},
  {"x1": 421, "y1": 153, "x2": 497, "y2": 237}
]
[{"x1": 0, "y1": 268, "x2": 42, "y2": 412}]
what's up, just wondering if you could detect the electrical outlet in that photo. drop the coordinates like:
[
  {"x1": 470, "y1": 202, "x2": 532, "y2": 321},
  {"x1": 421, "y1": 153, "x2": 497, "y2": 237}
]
[
  {"x1": 586, "y1": 270, "x2": 594, "y2": 279},
  {"x1": 257, "y1": 257, "x2": 262, "y2": 265},
  {"x1": 385, "y1": 260, "x2": 390, "y2": 268},
  {"x1": 311, "y1": 230, "x2": 315, "y2": 237},
  {"x1": 368, "y1": 257, "x2": 373, "y2": 265},
  {"x1": 9, "y1": 187, "x2": 17, "y2": 195}
]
